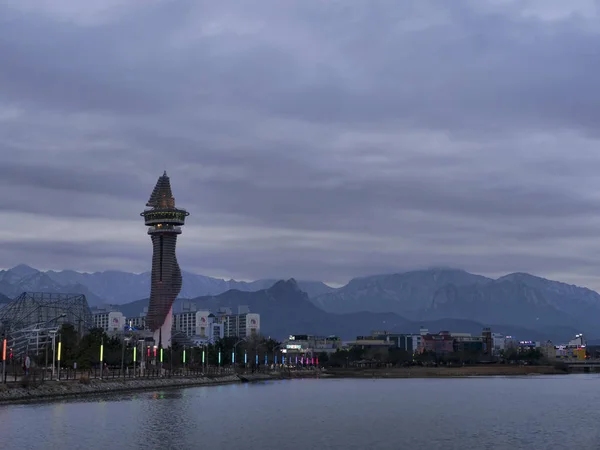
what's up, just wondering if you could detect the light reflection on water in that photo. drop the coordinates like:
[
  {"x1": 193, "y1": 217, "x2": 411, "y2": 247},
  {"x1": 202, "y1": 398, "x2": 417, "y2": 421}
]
[{"x1": 2, "y1": 376, "x2": 600, "y2": 450}]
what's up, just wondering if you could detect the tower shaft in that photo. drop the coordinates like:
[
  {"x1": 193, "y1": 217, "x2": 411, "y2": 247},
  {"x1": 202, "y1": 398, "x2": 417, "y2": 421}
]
[{"x1": 141, "y1": 172, "x2": 188, "y2": 348}]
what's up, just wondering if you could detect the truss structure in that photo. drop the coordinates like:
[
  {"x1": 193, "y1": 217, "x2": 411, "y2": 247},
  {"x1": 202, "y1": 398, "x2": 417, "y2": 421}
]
[{"x1": 0, "y1": 292, "x2": 93, "y2": 357}]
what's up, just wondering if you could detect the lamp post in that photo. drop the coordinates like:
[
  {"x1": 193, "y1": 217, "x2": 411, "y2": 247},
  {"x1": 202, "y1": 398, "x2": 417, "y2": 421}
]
[
  {"x1": 1, "y1": 335, "x2": 6, "y2": 384},
  {"x1": 57, "y1": 333, "x2": 62, "y2": 380},
  {"x1": 121, "y1": 336, "x2": 132, "y2": 378},
  {"x1": 233, "y1": 338, "x2": 247, "y2": 369},
  {"x1": 99, "y1": 337, "x2": 104, "y2": 379},
  {"x1": 49, "y1": 330, "x2": 57, "y2": 380},
  {"x1": 133, "y1": 339, "x2": 137, "y2": 378},
  {"x1": 272, "y1": 344, "x2": 281, "y2": 368}
]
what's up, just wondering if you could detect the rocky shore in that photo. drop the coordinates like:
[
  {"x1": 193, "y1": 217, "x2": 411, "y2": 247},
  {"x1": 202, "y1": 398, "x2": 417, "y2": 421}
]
[
  {"x1": 0, "y1": 366, "x2": 566, "y2": 405},
  {"x1": 0, "y1": 369, "x2": 329, "y2": 405},
  {"x1": 0, "y1": 374, "x2": 243, "y2": 405}
]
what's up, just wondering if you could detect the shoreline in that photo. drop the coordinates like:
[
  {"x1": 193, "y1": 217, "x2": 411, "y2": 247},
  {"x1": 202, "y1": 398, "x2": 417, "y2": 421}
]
[
  {"x1": 0, "y1": 374, "x2": 249, "y2": 406},
  {"x1": 0, "y1": 366, "x2": 574, "y2": 406},
  {"x1": 323, "y1": 365, "x2": 571, "y2": 378}
]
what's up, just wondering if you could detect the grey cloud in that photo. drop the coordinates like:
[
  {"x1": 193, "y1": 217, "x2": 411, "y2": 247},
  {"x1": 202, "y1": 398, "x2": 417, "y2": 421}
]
[{"x1": 1, "y1": 0, "x2": 600, "y2": 289}]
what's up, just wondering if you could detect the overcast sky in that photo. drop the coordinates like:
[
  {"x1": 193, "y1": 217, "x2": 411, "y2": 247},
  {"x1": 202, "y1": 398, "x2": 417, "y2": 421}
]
[{"x1": 2, "y1": 0, "x2": 600, "y2": 289}]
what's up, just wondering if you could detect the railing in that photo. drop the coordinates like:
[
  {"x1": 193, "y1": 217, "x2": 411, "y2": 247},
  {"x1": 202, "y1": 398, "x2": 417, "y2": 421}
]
[
  {"x1": 147, "y1": 226, "x2": 181, "y2": 234},
  {"x1": 2, "y1": 365, "x2": 237, "y2": 384},
  {"x1": 2, "y1": 364, "x2": 315, "y2": 384}
]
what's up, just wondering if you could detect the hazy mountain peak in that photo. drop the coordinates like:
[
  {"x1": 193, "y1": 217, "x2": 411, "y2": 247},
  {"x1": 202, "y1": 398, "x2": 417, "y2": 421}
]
[
  {"x1": 268, "y1": 278, "x2": 300, "y2": 291},
  {"x1": 499, "y1": 272, "x2": 546, "y2": 282},
  {"x1": 7, "y1": 264, "x2": 39, "y2": 277}
]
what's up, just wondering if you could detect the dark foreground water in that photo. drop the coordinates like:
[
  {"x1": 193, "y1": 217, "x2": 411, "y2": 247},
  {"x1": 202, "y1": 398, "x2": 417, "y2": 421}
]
[{"x1": 2, "y1": 375, "x2": 600, "y2": 449}]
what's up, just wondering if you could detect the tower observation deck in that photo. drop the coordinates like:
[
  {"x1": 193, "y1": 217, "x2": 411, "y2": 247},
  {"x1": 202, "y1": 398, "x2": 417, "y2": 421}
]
[{"x1": 140, "y1": 171, "x2": 189, "y2": 347}]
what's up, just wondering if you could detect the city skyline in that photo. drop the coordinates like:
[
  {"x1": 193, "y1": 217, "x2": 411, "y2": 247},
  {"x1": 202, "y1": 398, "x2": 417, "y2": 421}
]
[{"x1": 2, "y1": 2, "x2": 600, "y2": 290}]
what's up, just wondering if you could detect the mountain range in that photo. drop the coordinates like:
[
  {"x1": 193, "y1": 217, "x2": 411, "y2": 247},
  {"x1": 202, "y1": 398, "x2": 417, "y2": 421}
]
[
  {"x1": 0, "y1": 264, "x2": 598, "y2": 341},
  {"x1": 115, "y1": 279, "x2": 572, "y2": 342},
  {"x1": 0, "y1": 264, "x2": 334, "y2": 305}
]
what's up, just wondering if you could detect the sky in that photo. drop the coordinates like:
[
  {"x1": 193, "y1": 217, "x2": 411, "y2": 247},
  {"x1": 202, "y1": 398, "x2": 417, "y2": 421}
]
[{"x1": 2, "y1": 0, "x2": 600, "y2": 289}]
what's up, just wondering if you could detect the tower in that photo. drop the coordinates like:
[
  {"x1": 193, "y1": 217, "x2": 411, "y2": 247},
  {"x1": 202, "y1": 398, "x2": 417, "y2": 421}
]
[{"x1": 141, "y1": 171, "x2": 189, "y2": 348}]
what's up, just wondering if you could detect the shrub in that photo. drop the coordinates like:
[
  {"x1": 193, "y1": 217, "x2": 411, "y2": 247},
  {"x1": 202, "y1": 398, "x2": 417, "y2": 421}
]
[
  {"x1": 20, "y1": 376, "x2": 30, "y2": 389},
  {"x1": 79, "y1": 374, "x2": 91, "y2": 385}
]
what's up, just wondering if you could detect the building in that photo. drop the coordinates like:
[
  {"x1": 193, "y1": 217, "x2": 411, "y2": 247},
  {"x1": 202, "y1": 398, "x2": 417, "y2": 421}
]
[
  {"x1": 568, "y1": 334, "x2": 586, "y2": 347},
  {"x1": 93, "y1": 310, "x2": 126, "y2": 334},
  {"x1": 541, "y1": 340, "x2": 556, "y2": 360},
  {"x1": 207, "y1": 306, "x2": 260, "y2": 339},
  {"x1": 369, "y1": 331, "x2": 422, "y2": 354},
  {"x1": 173, "y1": 307, "x2": 259, "y2": 342},
  {"x1": 141, "y1": 171, "x2": 189, "y2": 348},
  {"x1": 492, "y1": 333, "x2": 506, "y2": 353},
  {"x1": 282, "y1": 335, "x2": 342, "y2": 359},
  {"x1": 126, "y1": 315, "x2": 146, "y2": 331},
  {"x1": 421, "y1": 331, "x2": 455, "y2": 354}
]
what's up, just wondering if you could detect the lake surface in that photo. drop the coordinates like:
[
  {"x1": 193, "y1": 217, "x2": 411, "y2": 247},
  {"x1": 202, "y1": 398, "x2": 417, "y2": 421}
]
[{"x1": 2, "y1": 375, "x2": 600, "y2": 449}]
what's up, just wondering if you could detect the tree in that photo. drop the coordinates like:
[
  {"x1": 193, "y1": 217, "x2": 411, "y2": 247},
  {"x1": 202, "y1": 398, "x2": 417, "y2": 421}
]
[
  {"x1": 317, "y1": 351, "x2": 329, "y2": 364},
  {"x1": 75, "y1": 327, "x2": 108, "y2": 369},
  {"x1": 387, "y1": 348, "x2": 412, "y2": 366},
  {"x1": 58, "y1": 323, "x2": 79, "y2": 367}
]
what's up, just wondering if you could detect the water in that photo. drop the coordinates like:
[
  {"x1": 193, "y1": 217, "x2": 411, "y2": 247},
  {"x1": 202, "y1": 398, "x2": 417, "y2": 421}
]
[{"x1": 2, "y1": 375, "x2": 600, "y2": 449}]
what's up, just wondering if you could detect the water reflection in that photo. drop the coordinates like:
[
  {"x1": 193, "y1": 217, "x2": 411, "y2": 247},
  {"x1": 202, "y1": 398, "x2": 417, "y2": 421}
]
[{"x1": 3, "y1": 376, "x2": 600, "y2": 450}]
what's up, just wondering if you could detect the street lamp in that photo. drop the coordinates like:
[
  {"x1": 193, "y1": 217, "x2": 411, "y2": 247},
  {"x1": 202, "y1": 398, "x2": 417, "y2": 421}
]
[
  {"x1": 272, "y1": 344, "x2": 281, "y2": 367},
  {"x1": 121, "y1": 336, "x2": 132, "y2": 378},
  {"x1": 57, "y1": 333, "x2": 62, "y2": 380},
  {"x1": 49, "y1": 330, "x2": 57, "y2": 379},
  {"x1": 233, "y1": 338, "x2": 247, "y2": 368}
]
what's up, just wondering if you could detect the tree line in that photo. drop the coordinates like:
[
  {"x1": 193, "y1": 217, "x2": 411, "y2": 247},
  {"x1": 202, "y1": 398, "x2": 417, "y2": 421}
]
[{"x1": 24, "y1": 325, "x2": 283, "y2": 370}]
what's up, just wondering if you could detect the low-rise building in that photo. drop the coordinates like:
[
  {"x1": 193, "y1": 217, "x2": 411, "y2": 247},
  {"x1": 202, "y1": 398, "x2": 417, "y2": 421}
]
[
  {"x1": 421, "y1": 331, "x2": 455, "y2": 354},
  {"x1": 92, "y1": 310, "x2": 126, "y2": 334},
  {"x1": 370, "y1": 331, "x2": 422, "y2": 354},
  {"x1": 453, "y1": 333, "x2": 484, "y2": 354},
  {"x1": 541, "y1": 340, "x2": 556, "y2": 360},
  {"x1": 283, "y1": 334, "x2": 342, "y2": 357}
]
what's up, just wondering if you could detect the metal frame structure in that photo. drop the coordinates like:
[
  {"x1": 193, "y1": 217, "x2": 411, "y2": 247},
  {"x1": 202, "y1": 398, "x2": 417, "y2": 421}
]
[{"x1": 0, "y1": 292, "x2": 93, "y2": 357}]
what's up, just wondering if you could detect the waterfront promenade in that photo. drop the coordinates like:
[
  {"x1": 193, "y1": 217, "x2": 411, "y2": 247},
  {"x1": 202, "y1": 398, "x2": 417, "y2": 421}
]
[{"x1": 0, "y1": 363, "x2": 580, "y2": 406}]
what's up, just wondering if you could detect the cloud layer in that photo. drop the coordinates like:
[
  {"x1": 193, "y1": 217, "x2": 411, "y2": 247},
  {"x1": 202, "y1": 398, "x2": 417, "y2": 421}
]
[{"x1": 2, "y1": 0, "x2": 600, "y2": 288}]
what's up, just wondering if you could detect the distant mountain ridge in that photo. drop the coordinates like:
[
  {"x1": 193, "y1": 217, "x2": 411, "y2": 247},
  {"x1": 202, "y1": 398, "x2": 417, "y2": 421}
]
[
  {"x1": 0, "y1": 264, "x2": 334, "y2": 306},
  {"x1": 311, "y1": 268, "x2": 600, "y2": 336},
  {"x1": 1, "y1": 264, "x2": 599, "y2": 339},
  {"x1": 112, "y1": 279, "x2": 580, "y2": 342},
  {"x1": 312, "y1": 268, "x2": 491, "y2": 317}
]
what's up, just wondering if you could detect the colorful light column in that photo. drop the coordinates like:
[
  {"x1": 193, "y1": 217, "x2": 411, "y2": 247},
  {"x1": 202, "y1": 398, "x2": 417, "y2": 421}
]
[
  {"x1": 1, "y1": 338, "x2": 6, "y2": 384},
  {"x1": 99, "y1": 338, "x2": 104, "y2": 379},
  {"x1": 57, "y1": 335, "x2": 62, "y2": 379}
]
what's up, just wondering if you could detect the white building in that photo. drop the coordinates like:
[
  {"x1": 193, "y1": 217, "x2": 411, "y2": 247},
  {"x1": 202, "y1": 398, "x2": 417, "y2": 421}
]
[
  {"x1": 172, "y1": 307, "x2": 260, "y2": 342},
  {"x1": 492, "y1": 333, "x2": 506, "y2": 352},
  {"x1": 93, "y1": 311, "x2": 126, "y2": 334},
  {"x1": 222, "y1": 312, "x2": 260, "y2": 339},
  {"x1": 568, "y1": 334, "x2": 586, "y2": 347}
]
